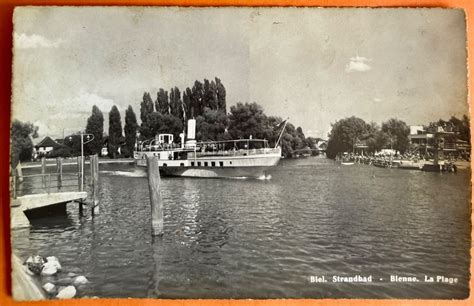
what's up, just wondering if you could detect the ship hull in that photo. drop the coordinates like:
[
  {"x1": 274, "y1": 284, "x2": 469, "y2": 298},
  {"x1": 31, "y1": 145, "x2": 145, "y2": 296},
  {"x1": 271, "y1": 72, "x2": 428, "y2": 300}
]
[
  {"x1": 159, "y1": 165, "x2": 272, "y2": 178},
  {"x1": 135, "y1": 152, "x2": 281, "y2": 178}
]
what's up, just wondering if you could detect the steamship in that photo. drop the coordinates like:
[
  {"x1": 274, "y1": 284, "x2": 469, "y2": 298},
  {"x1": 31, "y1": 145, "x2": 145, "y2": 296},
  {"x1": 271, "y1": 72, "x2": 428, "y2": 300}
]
[{"x1": 133, "y1": 119, "x2": 286, "y2": 178}]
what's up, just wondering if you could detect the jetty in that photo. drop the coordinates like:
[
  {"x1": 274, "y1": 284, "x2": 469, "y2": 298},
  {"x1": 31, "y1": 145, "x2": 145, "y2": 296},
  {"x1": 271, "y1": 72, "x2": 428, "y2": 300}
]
[
  {"x1": 21, "y1": 158, "x2": 134, "y2": 169},
  {"x1": 11, "y1": 156, "x2": 99, "y2": 229}
]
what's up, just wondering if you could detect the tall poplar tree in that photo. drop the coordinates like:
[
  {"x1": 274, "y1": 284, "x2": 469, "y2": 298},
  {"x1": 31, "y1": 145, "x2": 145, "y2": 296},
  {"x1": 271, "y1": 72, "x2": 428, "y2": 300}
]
[
  {"x1": 215, "y1": 77, "x2": 226, "y2": 113},
  {"x1": 191, "y1": 80, "x2": 204, "y2": 117},
  {"x1": 108, "y1": 105, "x2": 123, "y2": 158},
  {"x1": 124, "y1": 105, "x2": 138, "y2": 157},
  {"x1": 140, "y1": 92, "x2": 154, "y2": 124},
  {"x1": 85, "y1": 105, "x2": 104, "y2": 155},
  {"x1": 156, "y1": 88, "x2": 170, "y2": 114}
]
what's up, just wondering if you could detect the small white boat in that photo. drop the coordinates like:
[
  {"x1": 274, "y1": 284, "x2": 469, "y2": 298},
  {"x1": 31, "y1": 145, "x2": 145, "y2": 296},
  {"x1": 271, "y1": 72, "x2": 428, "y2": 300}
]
[{"x1": 341, "y1": 162, "x2": 354, "y2": 166}]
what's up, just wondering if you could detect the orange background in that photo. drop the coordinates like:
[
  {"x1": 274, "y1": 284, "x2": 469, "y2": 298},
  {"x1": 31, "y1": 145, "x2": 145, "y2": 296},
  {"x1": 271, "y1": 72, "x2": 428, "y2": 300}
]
[{"x1": 0, "y1": 1, "x2": 472, "y2": 305}]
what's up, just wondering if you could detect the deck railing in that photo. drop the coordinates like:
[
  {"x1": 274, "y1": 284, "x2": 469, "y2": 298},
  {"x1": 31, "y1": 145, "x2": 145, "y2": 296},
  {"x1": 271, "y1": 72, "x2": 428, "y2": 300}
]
[
  {"x1": 11, "y1": 172, "x2": 82, "y2": 199},
  {"x1": 194, "y1": 147, "x2": 280, "y2": 158}
]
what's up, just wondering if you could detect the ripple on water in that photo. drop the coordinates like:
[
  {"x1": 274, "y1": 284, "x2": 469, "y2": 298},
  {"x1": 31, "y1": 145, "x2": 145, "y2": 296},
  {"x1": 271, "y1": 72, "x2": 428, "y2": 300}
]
[{"x1": 12, "y1": 158, "x2": 471, "y2": 299}]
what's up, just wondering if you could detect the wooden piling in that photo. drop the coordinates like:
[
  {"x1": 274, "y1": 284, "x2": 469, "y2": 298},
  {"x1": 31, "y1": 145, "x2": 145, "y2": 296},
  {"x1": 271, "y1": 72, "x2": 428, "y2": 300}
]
[
  {"x1": 56, "y1": 157, "x2": 63, "y2": 191},
  {"x1": 77, "y1": 156, "x2": 83, "y2": 212},
  {"x1": 91, "y1": 155, "x2": 100, "y2": 215},
  {"x1": 77, "y1": 156, "x2": 82, "y2": 191},
  {"x1": 146, "y1": 156, "x2": 164, "y2": 236},
  {"x1": 41, "y1": 157, "x2": 46, "y2": 188},
  {"x1": 17, "y1": 161, "x2": 24, "y2": 183},
  {"x1": 12, "y1": 173, "x2": 17, "y2": 199}
]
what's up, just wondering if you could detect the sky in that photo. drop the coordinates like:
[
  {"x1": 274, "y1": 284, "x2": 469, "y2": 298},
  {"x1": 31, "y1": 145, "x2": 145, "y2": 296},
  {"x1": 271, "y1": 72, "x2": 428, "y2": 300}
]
[{"x1": 12, "y1": 7, "x2": 468, "y2": 140}]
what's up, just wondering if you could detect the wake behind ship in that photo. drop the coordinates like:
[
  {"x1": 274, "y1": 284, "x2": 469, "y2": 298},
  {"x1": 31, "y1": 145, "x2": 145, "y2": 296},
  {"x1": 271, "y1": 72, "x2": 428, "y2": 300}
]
[{"x1": 133, "y1": 119, "x2": 286, "y2": 178}]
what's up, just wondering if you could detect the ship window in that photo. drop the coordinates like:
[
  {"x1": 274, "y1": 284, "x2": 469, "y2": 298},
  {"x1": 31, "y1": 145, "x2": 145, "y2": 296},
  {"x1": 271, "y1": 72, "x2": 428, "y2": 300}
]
[
  {"x1": 230, "y1": 161, "x2": 233, "y2": 165},
  {"x1": 198, "y1": 162, "x2": 201, "y2": 166},
  {"x1": 211, "y1": 162, "x2": 216, "y2": 167},
  {"x1": 219, "y1": 161, "x2": 224, "y2": 167},
  {"x1": 163, "y1": 163, "x2": 167, "y2": 167},
  {"x1": 204, "y1": 162, "x2": 208, "y2": 167},
  {"x1": 180, "y1": 163, "x2": 184, "y2": 167},
  {"x1": 191, "y1": 162, "x2": 195, "y2": 166}
]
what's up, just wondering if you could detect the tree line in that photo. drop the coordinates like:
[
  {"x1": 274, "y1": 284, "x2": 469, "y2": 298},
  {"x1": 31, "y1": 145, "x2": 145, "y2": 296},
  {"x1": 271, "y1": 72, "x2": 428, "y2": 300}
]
[
  {"x1": 326, "y1": 115, "x2": 470, "y2": 159},
  {"x1": 10, "y1": 77, "x2": 315, "y2": 164}
]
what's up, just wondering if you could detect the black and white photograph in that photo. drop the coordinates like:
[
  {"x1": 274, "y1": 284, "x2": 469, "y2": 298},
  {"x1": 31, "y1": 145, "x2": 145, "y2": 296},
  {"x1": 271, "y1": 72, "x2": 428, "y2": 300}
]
[{"x1": 9, "y1": 6, "x2": 471, "y2": 300}]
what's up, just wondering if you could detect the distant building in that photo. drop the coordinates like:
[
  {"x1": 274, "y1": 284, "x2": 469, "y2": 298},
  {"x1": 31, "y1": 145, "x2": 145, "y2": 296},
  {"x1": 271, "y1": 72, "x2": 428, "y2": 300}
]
[
  {"x1": 408, "y1": 125, "x2": 434, "y2": 151},
  {"x1": 353, "y1": 140, "x2": 368, "y2": 155},
  {"x1": 35, "y1": 136, "x2": 61, "y2": 157},
  {"x1": 408, "y1": 125, "x2": 470, "y2": 158}
]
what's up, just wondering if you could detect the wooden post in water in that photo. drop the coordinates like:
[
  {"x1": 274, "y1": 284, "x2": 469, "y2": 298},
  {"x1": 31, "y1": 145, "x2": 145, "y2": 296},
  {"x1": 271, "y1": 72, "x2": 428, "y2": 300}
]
[
  {"x1": 56, "y1": 157, "x2": 62, "y2": 191},
  {"x1": 17, "y1": 161, "x2": 24, "y2": 183},
  {"x1": 146, "y1": 156, "x2": 164, "y2": 236},
  {"x1": 77, "y1": 156, "x2": 83, "y2": 213},
  {"x1": 41, "y1": 157, "x2": 46, "y2": 188},
  {"x1": 76, "y1": 156, "x2": 82, "y2": 191},
  {"x1": 91, "y1": 155, "x2": 100, "y2": 215},
  {"x1": 12, "y1": 172, "x2": 16, "y2": 199}
]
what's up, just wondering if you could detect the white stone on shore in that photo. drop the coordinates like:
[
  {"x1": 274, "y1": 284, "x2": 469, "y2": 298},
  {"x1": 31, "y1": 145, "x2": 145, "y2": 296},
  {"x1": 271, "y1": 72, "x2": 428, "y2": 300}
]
[
  {"x1": 42, "y1": 282, "x2": 56, "y2": 294},
  {"x1": 41, "y1": 261, "x2": 58, "y2": 276},
  {"x1": 46, "y1": 256, "x2": 62, "y2": 271},
  {"x1": 56, "y1": 286, "x2": 76, "y2": 299},
  {"x1": 74, "y1": 275, "x2": 89, "y2": 285}
]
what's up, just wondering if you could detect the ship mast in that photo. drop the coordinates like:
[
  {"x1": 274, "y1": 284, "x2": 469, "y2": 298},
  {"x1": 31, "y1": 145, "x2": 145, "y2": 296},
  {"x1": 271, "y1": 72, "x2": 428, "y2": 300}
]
[{"x1": 275, "y1": 118, "x2": 289, "y2": 149}]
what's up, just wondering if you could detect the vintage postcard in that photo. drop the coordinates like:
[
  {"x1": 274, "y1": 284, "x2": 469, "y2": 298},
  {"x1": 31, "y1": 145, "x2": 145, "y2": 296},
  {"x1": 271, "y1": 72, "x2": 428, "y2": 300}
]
[{"x1": 10, "y1": 6, "x2": 470, "y2": 300}]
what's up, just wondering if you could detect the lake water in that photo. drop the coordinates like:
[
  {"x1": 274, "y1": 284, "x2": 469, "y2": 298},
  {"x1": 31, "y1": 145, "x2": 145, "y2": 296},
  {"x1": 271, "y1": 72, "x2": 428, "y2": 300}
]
[{"x1": 12, "y1": 157, "x2": 471, "y2": 299}]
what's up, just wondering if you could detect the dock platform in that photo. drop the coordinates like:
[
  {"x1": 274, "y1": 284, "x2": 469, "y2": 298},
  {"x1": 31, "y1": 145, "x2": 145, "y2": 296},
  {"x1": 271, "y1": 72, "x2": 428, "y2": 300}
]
[{"x1": 11, "y1": 192, "x2": 87, "y2": 229}]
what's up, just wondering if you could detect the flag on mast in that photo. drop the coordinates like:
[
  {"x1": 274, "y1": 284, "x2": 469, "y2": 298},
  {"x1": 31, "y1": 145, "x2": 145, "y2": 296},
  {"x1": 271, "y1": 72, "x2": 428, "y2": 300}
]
[{"x1": 274, "y1": 118, "x2": 288, "y2": 130}]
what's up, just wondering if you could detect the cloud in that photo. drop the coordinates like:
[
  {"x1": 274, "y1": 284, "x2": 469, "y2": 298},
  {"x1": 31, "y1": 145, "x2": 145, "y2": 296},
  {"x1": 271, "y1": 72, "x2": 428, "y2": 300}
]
[
  {"x1": 14, "y1": 32, "x2": 64, "y2": 49},
  {"x1": 305, "y1": 129, "x2": 322, "y2": 138},
  {"x1": 33, "y1": 120, "x2": 53, "y2": 139},
  {"x1": 373, "y1": 97, "x2": 383, "y2": 102},
  {"x1": 345, "y1": 55, "x2": 372, "y2": 73},
  {"x1": 65, "y1": 92, "x2": 117, "y2": 114}
]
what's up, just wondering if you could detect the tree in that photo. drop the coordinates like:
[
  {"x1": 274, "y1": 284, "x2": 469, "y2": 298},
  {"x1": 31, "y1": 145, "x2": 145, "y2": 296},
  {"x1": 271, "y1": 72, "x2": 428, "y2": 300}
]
[
  {"x1": 448, "y1": 115, "x2": 470, "y2": 143},
  {"x1": 156, "y1": 88, "x2": 169, "y2": 114},
  {"x1": 191, "y1": 80, "x2": 204, "y2": 117},
  {"x1": 85, "y1": 105, "x2": 104, "y2": 155},
  {"x1": 366, "y1": 130, "x2": 389, "y2": 153},
  {"x1": 169, "y1": 87, "x2": 183, "y2": 119},
  {"x1": 326, "y1": 116, "x2": 372, "y2": 158},
  {"x1": 140, "y1": 112, "x2": 163, "y2": 139},
  {"x1": 140, "y1": 92, "x2": 154, "y2": 124},
  {"x1": 228, "y1": 102, "x2": 268, "y2": 139},
  {"x1": 108, "y1": 105, "x2": 123, "y2": 158},
  {"x1": 215, "y1": 77, "x2": 227, "y2": 113},
  {"x1": 63, "y1": 134, "x2": 82, "y2": 157},
  {"x1": 159, "y1": 114, "x2": 183, "y2": 142},
  {"x1": 10, "y1": 120, "x2": 38, "y2": 168},
  {"x1": 203, "y1": 79, "x2": 218, "y2": 110},
  {"x1": 123, "y1": 105, "x2": 138, "y2": 157},
  {"x1": 196, "y1": 108, "x2": 230, "y2": 141},
  {"x1": 381, "y1": 118, "x2": 410, "y2": 154}
]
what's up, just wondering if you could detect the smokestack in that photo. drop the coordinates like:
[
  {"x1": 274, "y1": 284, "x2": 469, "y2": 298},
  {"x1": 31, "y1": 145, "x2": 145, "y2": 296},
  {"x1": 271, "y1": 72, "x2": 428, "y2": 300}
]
[{"x1": 187, "y1": 119, "x2": 196, "y2": 140}]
